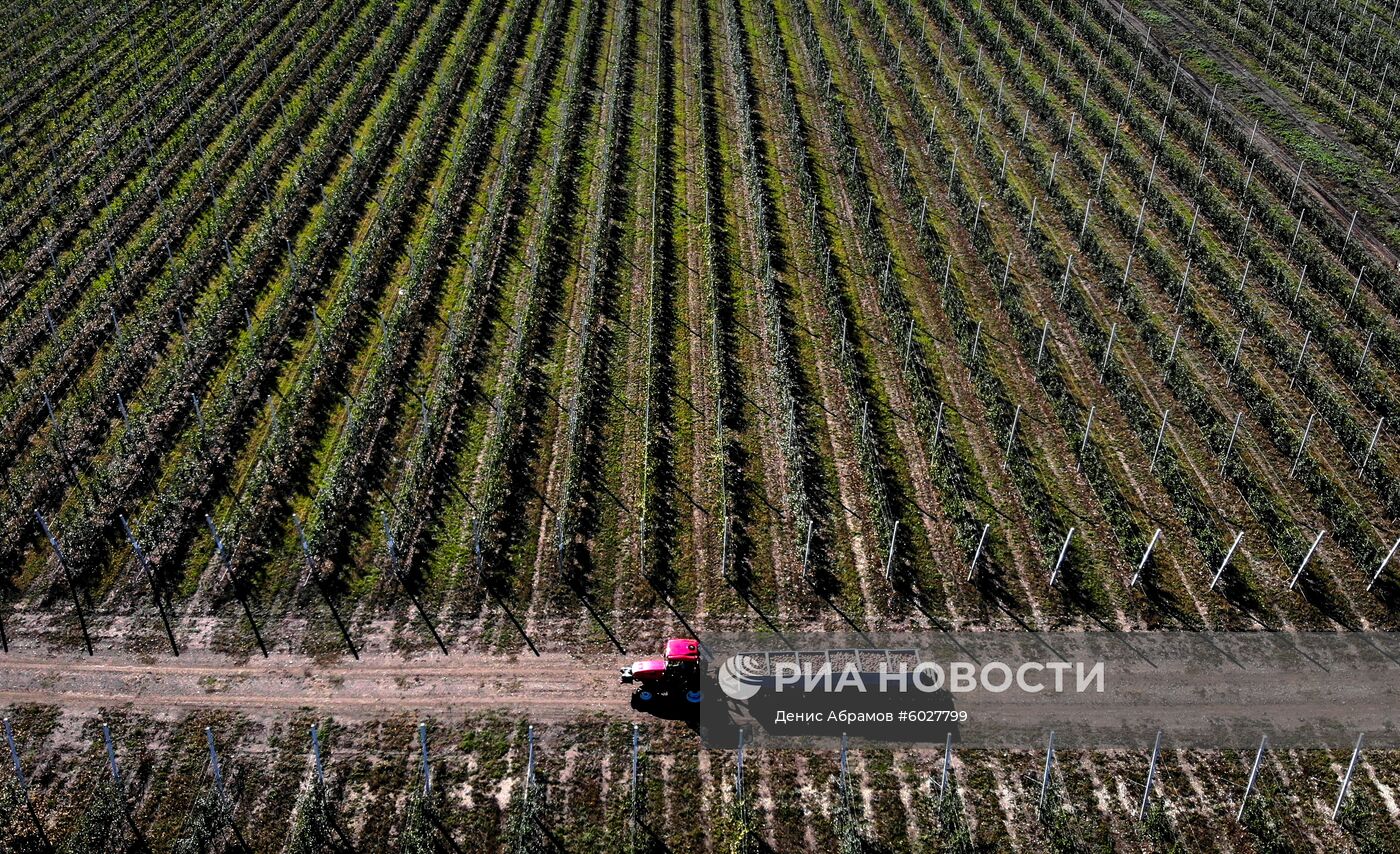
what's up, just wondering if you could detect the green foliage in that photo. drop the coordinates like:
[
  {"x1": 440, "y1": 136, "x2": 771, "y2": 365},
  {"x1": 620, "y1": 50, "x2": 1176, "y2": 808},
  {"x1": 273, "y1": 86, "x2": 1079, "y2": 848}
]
[
  {"x1": 459, "y1": 720, "x2": 512, "y2": 782},
  {"x1": 1339, "y1": 790, "x2": 1400, "y2": 854},
  {"x1": 1138, "y1": 8, "x2": 1170, "y2": 26},
  {"x1": 1248, "y1": 100, "x2": 1358, "y2": 183},
  {"x1": 1037, "y1": 779, "x2": 1112, "y2": 854},
  {"x1": 506, "y1": 780, "x2": 549, "y2": 854},
  {"x1": 827, "y1": 779, "x2": 865, "y2": 854},
  {"x1": 0, "y1": 778, "x2": 48, "y2": 853},
  {"x1": 716, "y1": 788, "x2": 760, "y2": 854},
  {"x1": 926, "y1": 781, "x2": 975, "y2": 854},
  {"x1": 285, "y1": 778, "x2": 335, "y2": 854},
  {"x1": 172, "y1": 787, "x2": 231, "y2": 854},
  {"x1": 1238, "y1": 784, "x2": 1290, "y2": 854},
  {"x1": 622, "y1": 759, "x2": 652, "y2": 854},
  {"x1": 398, "y1": 789, "x2": 436, "y2": 854},
  {"x1": 1142, "y1": 800, "x2": 1183, "y2": 853},
  {"x1": 58, "y1": 779, "x2": 127, "y2": 854}
]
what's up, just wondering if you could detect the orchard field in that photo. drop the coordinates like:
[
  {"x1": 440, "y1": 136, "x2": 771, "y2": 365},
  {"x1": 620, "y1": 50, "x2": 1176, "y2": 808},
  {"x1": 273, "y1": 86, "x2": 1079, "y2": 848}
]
[{"x1": 2, "y1": 0, "x2": 1400, "y2": 847}]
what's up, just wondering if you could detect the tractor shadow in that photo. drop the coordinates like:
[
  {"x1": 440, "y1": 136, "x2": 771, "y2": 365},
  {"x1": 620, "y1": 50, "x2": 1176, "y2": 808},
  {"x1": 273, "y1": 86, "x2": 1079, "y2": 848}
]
[{"x1": 629, "y1": 691, "x2": 701, "y2": 730}]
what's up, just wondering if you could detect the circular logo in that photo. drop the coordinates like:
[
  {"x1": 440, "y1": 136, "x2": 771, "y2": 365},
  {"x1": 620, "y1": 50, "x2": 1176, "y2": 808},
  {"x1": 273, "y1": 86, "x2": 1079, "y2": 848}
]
[{"x1": 718, "y1": 655, "x2": 765, "y2": 701}]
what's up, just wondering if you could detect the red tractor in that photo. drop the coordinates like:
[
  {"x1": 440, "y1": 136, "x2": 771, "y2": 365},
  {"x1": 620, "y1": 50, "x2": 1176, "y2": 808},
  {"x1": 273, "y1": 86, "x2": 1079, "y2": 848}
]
[{"x1": 620, "y1": 638, "x2": 703, "y2": 711}]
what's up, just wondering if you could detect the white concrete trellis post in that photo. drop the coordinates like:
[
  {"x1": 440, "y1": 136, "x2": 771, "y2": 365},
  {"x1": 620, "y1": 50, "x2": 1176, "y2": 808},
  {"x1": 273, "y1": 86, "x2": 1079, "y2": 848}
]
[
  {"x1": 1290, "y1": 412, "x2": 1316, "y2": 478},
  {"x1": 1076, "y1": 406, "x2": 1095, "y2": 471},
  {"x1": 190, "y1": 393, "x2": 205, "y2": 434},
  {"x1": 1236, "y1": 735, "x2": 1268, "y2": 822},
  {"x1": 1290, "y1": 331, "x2": 1311, "y2": 390},
  {"x1": 1221, "y1": 411, "x2": 1242, "y2": 476},
  {"x1": 1358, "y1": 417, "x2": 1382, "y2": 475},
  {"x1": 968, "y1": 523, "x2": 990, "y2": 581},
  {"x1": 1166, "y1": 324, "x2": 1182, "y2": 369},
  {"x1": 311, "y1": 725, "x2": 324, "y2": 785},
  {"x1": 1139, "y1": 730, "x2": 1163, "y2": 819},
  {"x1": 1099, "y1": 323, "x2": 1116, "y2": 382},
  {"x1": 839, "y1": 731, "x2": 847, "y2": 792},
  {"x1": 720, "y1": 516, "x2": 731, "y2": 581},
  {"x1": 1288, "y1": 212, "x2": 1305, "y2": 253},
  {"x1": 1367, "y1": 537, "x2": 1400, "y2": 592},
  {"x1": 1038, "y1": 731, "x2": 1056, "y2": 810},
  {"x1": 1288, "y1": 530, "x2": 1326, "y2": 590},
  {"x1": 1211, "y1": 532, "x2": 1245, "y2": 590},
  {"x1": 940, "y1": 732, "x2": 952, "y2": 800},
  {"x1": 884, "y1": 521, "x2": 900, "y2": 581},
  {"x1": 526, "y1": 725, "x2": 536, "y2": 792},
  {"x1": 1049, "y1": 528, "x2": 1075, "y2": 587},
  {"x1": 205, "y1": 727, "x2": 224, "y2": 798},
  {"x1": 737, "y1": 728, "x2": 745, "y2": 798},
  {"x1": 419, "y1": 722, "x2": 431, "y2": 795},
  {"x1": 1130, "y1": 529, "x2": 1162, "y2": 588},
  {"x1": 102, "y1": 722, "x2": 121, "y2": 789},
  {"x1": 1332, "y1": 732, "x2": 1364, "y2": 820},
  {"x1": 802, "y1": 518, "x2": 813, "y2": 576},
  {"x1": 1003, "y1": 405, "x2": 1021, "y2": 468},
  {"x1": 205, "y1": 514, "x2": 233, "y2": 581},
  {"x1": 1348, "y1": 267, "x2": 1365, "y2": 310},
  {"x1": 1227, "y1": 328, "x2": 1245, "y2": 381},
  {"x1": 631, "y1": 724, "x2": 639, "y2": 808},
  {"x1": 1150, "y1": 410, "x2": 1170, "y2": 473},
  {"x1": 5, "y1": 718, "x2": 27, "y2": 791}
]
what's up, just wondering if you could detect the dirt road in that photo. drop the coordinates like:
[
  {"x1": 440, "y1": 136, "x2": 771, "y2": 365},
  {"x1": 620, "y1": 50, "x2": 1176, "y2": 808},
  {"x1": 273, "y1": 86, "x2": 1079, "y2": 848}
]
[{"x1": 0, "y1": 648, "x2": 635, "y2": 721}]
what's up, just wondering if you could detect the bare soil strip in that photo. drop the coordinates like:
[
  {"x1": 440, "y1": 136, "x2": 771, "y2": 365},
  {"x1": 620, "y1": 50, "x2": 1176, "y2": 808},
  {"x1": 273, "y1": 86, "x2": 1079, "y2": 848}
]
[{"x1": 0, "y1": 649, "x2": 631, "y2": 720}]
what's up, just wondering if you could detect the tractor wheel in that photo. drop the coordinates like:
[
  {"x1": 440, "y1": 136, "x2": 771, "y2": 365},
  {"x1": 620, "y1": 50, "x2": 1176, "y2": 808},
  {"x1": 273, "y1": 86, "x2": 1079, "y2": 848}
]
[
  {"x1": 686, "y1": 689, "x2": 703, "y2": 704},
  {"x1": 638, "y1": 689, "x2": 655, "y2": 703}
]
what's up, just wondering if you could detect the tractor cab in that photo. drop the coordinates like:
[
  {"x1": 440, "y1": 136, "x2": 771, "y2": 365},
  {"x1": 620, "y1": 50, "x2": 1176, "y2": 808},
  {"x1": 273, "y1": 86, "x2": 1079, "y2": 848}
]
[{"x1": 665, "y1": 638, "x2": 699, "y2": 662}]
